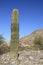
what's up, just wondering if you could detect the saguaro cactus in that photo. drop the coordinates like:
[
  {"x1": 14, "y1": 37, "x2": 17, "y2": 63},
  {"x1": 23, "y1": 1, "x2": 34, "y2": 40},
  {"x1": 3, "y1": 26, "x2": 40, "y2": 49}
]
[{"x1": 11, "y1": 9, "x2": 19, "y2": 58}]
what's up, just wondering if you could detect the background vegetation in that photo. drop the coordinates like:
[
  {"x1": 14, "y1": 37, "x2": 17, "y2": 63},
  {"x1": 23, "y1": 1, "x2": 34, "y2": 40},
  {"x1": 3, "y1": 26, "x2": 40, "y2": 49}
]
[
  {"x1": 34, "y1": 35, "x2": 43, "y2": 50},
  {"x1": 0, "y1": 34, "x2": 10, "y2": 54}
]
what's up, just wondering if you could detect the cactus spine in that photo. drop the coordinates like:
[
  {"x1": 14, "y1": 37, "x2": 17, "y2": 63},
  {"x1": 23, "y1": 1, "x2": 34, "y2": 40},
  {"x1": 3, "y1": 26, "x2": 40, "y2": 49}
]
[{"x1": 11, "y1": 9, "x2": 19, "y2": 58}]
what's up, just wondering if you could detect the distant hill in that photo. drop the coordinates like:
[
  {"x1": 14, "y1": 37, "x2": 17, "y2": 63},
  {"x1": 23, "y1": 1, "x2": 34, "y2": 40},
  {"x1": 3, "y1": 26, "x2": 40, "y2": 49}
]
[
  {"x1": 19, "y1": 29, "x2": 43, "y2": 50},
  {"x1": 5, "y1": 29, "x2": 43, "y2": 51}
]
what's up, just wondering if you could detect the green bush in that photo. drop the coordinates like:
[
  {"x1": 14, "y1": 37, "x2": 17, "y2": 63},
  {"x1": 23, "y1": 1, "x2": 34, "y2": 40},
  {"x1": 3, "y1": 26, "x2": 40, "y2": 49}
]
[
  {"x1": 0, "y1": 44, "x2": 10, "y2": 54},
  {"x1": 18, "y1": 46, "x2": 25, "y2": 51},
  {"x1": 0, "y1": 34, "x2": 10, "y2": 54},
  {"x1": 34, "y1": 35, "x2": 43, "y2": 50}
]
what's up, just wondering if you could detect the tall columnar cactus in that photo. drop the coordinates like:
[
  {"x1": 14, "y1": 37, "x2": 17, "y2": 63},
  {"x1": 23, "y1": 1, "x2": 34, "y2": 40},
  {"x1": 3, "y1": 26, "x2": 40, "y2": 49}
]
[{"x1": 11, "y1": 9, "x2": 19, "y2": 58}]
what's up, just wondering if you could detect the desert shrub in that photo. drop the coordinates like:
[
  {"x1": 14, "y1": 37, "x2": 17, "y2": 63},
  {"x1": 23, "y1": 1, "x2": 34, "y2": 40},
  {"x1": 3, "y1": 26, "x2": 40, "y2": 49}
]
[
  {"x1": 0, "y1": 34, "x2": 10, "y2": 54},
  {"x1": 34, "y1": 35, "x2": 43, "y2": 50},
  {"x1": 18, "y1": 46, "x2": 25, "y2": 51},
  {"x1": 0, "y1": 44, "x2": 10, "y2": 54}
]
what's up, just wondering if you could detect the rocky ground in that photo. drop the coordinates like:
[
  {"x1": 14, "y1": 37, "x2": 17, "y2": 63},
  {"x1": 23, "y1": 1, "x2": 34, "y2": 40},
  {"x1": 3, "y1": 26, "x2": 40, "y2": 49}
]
[
  {"x1": 0, "y1": 53, "x2": 17, "y2": 65},
  {"x1": 0, "y1": 50, "x2": 43, "y2": 65},
  {"x1": 18, "y1": 50, "x2": 43, "y2": 65}
]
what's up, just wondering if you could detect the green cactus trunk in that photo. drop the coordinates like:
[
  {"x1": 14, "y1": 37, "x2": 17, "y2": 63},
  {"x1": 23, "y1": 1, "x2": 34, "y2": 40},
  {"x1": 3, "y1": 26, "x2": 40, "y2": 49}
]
[{"x1": 11, "y1": 9, "x2": 19, "y2": 58}]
